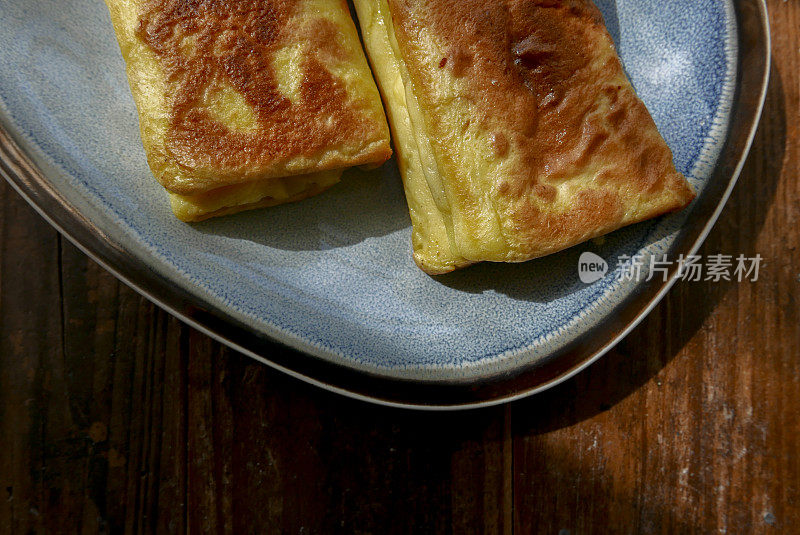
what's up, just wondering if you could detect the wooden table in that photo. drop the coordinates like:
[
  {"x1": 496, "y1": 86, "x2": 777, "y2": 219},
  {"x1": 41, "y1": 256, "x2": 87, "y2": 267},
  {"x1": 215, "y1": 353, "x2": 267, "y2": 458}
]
[{"x1": 1, "y1": 2, "x2": 798, "y2": 533}]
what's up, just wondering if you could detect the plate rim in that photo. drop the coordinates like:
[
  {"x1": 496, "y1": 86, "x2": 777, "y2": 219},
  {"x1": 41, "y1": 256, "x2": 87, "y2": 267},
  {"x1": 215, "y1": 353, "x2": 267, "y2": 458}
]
[{"x1": 0, "y1": 0, "x2": 771, "y2": 410}]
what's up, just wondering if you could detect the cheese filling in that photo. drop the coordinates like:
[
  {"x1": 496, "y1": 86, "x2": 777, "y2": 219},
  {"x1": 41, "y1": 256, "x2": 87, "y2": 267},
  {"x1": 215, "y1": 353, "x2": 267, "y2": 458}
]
[{"x1": 354, "y1": 0, "x2": 469, "y2": 273}]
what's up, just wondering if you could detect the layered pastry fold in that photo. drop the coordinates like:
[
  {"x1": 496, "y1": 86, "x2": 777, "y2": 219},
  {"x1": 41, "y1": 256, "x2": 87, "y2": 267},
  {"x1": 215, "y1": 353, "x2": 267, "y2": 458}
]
[
  {"x1": 105, "y1": 0, "x2": 391, "y2": 221},
  {"x1": 353, "y1": 0, "x2": 695, "y2": 274}
]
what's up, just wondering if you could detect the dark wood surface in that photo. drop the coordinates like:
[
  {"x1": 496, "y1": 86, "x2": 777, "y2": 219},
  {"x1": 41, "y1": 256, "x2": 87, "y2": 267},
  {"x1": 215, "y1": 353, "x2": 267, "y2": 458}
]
[{"x1": 1, "y1": 2, "x2": 798, "y2": 533}]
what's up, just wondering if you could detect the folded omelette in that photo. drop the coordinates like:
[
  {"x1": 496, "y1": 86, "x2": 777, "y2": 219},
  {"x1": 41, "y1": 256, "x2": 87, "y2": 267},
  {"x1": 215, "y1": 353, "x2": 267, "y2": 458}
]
[
  {"x1": 105, "y1": 0, "x2": 392, "y2": 221},
  {"x1": 354, "y1": 0, "x2": 696, "y2": 274}
]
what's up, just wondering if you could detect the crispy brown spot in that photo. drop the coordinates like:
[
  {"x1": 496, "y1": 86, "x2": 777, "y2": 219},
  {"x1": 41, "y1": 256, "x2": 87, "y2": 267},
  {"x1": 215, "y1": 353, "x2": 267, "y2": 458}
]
[
  {"x1": 532, "y1": 183, "x2": 557, "y2": 202},
  {"x1": 447, "y1": 47, "x2": 472, "y2": 78},
  {"x1": 490, "y1": 132, "x2": 509, "y2": 157},
  {"x1": 496, "y1": 180, "x2": 511, "y2": 196}
]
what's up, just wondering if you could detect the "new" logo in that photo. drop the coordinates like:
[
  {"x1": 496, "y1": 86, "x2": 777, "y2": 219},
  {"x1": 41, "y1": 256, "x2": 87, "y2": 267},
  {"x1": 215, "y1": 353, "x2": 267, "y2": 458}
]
[{"x1": 578, "y1": 252, "x2": 608, "y2": 284}]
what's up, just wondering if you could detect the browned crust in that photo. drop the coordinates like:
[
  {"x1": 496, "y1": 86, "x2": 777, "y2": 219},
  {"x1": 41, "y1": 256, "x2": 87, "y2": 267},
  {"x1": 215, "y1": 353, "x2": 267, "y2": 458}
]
[{"x1": 136, "y1": 0, "x2": 391, "y2": 194}]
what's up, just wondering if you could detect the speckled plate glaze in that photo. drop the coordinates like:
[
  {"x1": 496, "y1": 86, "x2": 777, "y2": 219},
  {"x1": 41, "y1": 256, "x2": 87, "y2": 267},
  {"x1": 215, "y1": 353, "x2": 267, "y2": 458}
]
[{"x1": 0, "y1": 0, "x2": 769, "y2": 408}]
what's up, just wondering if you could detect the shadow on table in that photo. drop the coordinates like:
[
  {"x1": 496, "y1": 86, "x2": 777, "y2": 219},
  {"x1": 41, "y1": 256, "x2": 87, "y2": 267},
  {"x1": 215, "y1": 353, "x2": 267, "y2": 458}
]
[{"x1": 215, "y1": 349, "x2": 709, "y2": 533}]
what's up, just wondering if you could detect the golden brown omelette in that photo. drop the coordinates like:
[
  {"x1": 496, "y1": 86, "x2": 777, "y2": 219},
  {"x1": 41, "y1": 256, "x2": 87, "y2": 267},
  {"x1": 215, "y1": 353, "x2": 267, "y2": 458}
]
[
  {"x1": 105, "y1": 0, "x2": 392, "y2": 221},
  {"x1": 354, "y1": 0, "x2": 696, "y2": 274}
]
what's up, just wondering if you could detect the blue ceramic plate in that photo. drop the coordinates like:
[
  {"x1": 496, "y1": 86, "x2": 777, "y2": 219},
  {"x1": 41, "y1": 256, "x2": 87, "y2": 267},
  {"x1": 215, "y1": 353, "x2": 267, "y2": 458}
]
[{"x1": 0, "y1": 0, "x2": 770, "y2": 408}]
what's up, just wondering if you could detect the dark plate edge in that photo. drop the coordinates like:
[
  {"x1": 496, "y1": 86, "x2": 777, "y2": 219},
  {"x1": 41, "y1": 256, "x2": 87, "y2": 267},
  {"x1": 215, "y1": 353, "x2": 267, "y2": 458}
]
[{"x1": 0, "y1": 0, "x2": 770, "y2": 410}]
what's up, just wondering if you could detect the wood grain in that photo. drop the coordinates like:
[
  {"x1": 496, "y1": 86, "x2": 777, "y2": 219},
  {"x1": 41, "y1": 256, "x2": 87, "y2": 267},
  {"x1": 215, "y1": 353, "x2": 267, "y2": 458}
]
[
  {"x1": 1, "y1": 1, "x2": 798, "y2": 533},
  {"x1": 512, "y1": 3, "x2": 799, "y2": 532}
]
